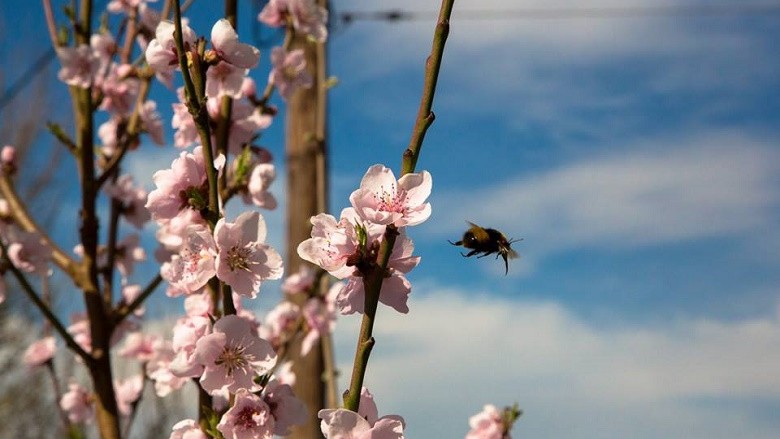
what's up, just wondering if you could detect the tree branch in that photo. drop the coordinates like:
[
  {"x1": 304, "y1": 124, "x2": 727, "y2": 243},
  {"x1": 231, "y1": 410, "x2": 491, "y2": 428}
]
[
  {"x1": 0, "y1": 174, "x2": 80, "y2": 282},
  {"x1": 401, "y1": 0, "x2": 454, "y2": 176},
  {"x1": 0, "y1": 242, "x2": 91, "y2": 361}
]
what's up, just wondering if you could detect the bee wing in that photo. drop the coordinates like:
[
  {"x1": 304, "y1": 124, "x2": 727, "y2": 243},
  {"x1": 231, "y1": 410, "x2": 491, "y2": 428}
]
[
  {"x1": 507, "y1": 248, "x2": 519, "y2": 259},
  {"x1": 466, "y1": 221, "x2": 490, "y2": 242}
]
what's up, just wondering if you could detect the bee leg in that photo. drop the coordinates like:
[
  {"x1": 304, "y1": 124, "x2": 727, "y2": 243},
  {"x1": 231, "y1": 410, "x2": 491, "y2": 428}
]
[
  {"x1": 448, "y1": 240, "x2": 463, "y2": 246},
  {"x1": 501, "y1": 254, "x2": 509, "y2": 275},
  {"x1": 463, "y1": 249, "x2": 480, "y2": 258}
]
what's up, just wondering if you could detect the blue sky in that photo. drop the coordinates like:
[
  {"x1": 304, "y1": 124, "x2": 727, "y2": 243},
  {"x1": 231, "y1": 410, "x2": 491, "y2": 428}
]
[{"x1": 2, "y1": 0, "x2": 780, "y2": 438}]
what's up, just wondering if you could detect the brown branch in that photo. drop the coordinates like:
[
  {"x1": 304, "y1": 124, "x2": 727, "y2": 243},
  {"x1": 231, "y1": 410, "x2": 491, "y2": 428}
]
[
  {"x1": 113, "y1": 273, "x2": 163, "y2": 325},
  {"x1": 343, "y1": 0, "x2": 456, "y2": 411},
  {"x1": 0, "y1": 174, "x2": 80, "y2": 282},
  {"x1": 96, "y1": 78, "x2": 151, "y2": 188},
  {"x1": 401, "y1": 0, "x2": 454, "y2": 176},
  {"x1": 0, "y1": 241, "x2": 91, "y2": 361}
]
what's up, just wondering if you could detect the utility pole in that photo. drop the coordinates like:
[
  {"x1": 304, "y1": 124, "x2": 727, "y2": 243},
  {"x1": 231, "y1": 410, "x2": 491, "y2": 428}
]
[{"x1": 284, "y1": 1, "x2": 330, "y2": 437}]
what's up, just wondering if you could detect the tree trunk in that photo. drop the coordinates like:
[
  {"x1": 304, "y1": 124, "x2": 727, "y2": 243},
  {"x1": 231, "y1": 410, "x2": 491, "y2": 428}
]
[{"x1": 284, "y1": 1, "x2": 329, "y2": 437}]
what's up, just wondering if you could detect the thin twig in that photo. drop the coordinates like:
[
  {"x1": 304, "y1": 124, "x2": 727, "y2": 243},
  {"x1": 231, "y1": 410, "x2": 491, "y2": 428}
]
[
  {"x1": 401, "y1": 0, "x2": 454, "y2": 176},
  {"x1": 0, "y1": 242, "x2": 91, "y2": 361},
  {"x1": 256, "y1": 27, "x2": 294, "y2": 109},
  {"x1": 343, "y1": 0, "x2": 455, "y2": 411},
  {"x1": 96, "y1": 78, "x2": 152, "y2": 187},
  {"x1": 0, "y1": 174, "x2": 80, "y2": 282},
  {"x1": 41, "y1": 0, "x2": 61, "y2": 47},
  {"x1": 114, "y1": 273, "x2": 163, "y2": 325}
]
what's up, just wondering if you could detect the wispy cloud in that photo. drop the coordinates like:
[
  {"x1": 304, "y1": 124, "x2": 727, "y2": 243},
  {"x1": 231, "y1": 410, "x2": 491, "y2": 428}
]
[
  {"x1": 333, "y1": 285, "x2": 780, "y2": 438},
  {"x1": 430, "y1": 131, "x2": 780, "y2": 258}
]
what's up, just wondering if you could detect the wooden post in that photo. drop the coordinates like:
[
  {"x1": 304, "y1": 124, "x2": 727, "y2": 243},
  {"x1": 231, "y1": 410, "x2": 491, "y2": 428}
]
[{"x1": 284, "y1": 1, "x2": 329, "y2": 437}]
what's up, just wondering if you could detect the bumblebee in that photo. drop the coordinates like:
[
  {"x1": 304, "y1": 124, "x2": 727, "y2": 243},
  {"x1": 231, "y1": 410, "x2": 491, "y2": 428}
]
[{"x1": 449, "y1": 222, "x2": 520, "y2": 275}]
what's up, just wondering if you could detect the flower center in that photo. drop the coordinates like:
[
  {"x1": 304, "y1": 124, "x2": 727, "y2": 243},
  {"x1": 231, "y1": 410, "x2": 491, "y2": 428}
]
[
  {"x1": 283, "y1": 65, "x2": 300, "y2": 80},
  {"x1": 226, "y1": 246, "x2": 252, "y2": 271},
  {"x1": 215, "y1": 344, "x2": 248, "y2": 376},
  {"x1": 373, "y1": 183, "x2": 408, "y2": 213},
  {"x1": 235, "y1": 405, "x2": 263, "y2": 429}
]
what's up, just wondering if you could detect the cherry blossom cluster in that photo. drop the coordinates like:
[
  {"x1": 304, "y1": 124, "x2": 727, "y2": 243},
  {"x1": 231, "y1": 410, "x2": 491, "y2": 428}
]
[
  {"x1": 4, "y1": 0, "x2": 327, "y2": 437},
  {"x1": 294, "y1": 164, "x2": 431, "y2": 437},
  {"x1": 298, "y1": 164, "x2": 432, "y2": 316},
  {"x1": 1, "y1": 1, "x2": 495, "y2": 439}
]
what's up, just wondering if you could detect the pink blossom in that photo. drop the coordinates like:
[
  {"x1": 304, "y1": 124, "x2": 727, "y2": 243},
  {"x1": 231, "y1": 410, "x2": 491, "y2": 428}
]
[
  {"x1": 301, "y1": 293, "x2": 336, "y2": 356},
  {"x1": 169, "y1": 315, "x2": 210, "y2": 378},
  {"x1": 60, "y1": 382, "x2": 94, "y2": 424},
  {"x1": 57, "y1": 45, "x2": 100, "y2": 88},
  {"x1": 184, "y1": 290, "x2": 214, "y2": 316},
  {"x1": 90, "y1": 33, "x2": 117, "y2": 72},
  {"x1": 258, "y1": 301, "x2": 301, "y2": 350},
  {"x1": 206, "y1": 61, "x2": 247, "y2": 99},
  {"x1": 119, "y1": 332, "x2": 159, "y2": 361},
  {"x1": 296, "y1": 210, "x2": 360, "y2": 280},
  {"x1": 170, "y1": 419, "x2": 208, "y2": 439},
  {"x1": 211, "y1": 19, "x2": 261, "y2": 69},
  {"x1": 161, "y1": 225, "x2": 217, "y2": 294},
  {"x1": 259, "y1": 0, "x2": 328, "y2": 43},
  {"x1": 22, "y1": 336, "x2": 56, "y2": 367},
  {"x1": 115, "y1": 375, "x2": 144, "y2": 416},
  {"x1": 319, "y1": 388, "x2": 404, "y2": 439},
  {"x1": 99, "y1": 64, "x2": 139, "y2": 116},
  {"x1": 326, "y1": 210, "x2": 417, "y2": 314},
  {"x1": 289, "y1": 0, "x2": 329, "y2": 42},
  {"x1": 146, "y1": 20, "x2": 196, "y2": 72},
  {"x1": 257, "y1": 0, "x2": 288, "y2": 27},
  {"x1": 107, "y1": 0, "x2": 153, "y2": 14},
  {"x1": 154, "y1": 209, "x2": 205, "y2": 259},
  {"x1": 337, "y1": 272, "x2": 410, "y2": 316},
  {"x1": 273, "y1": 361, "x2": 296, "y2": 386},
  {"x1": 115, "y1": 233, "x2": 147, "y2": 277},
  {"x1": 7, "y1": 231, "x2": 51, "y2": 275},
  {"x1": 263, "y1": 380, "x2": 307, "y2": 435},
  {"x1": 209, "y1": 98, "x2": 272, "y2": 155},
  {"x1": 241, "y1": 77, "x2": 257, "y2": 97},
  {"x1": 146, "y1": 340, "x2": 188, "y2": 397},
  {"x1": 120, "y1": 283, "x2": 146, "y2": 317},
  {"x1": 350, "y1": 164, "x2": 432, "y2": 227},
  {"x1": 146, "y1": 147, "x2": 207, "y2": 222},
  {"x1": 99, "y1": 117, "x2": 120, "y2": 156},
  {"x1": 172, "y1": 93, "x2": 198, "y2": 148},
  {"x1": 465, "y1": 405, "x2": 506, "y2": 439},
  {"x1": 217, "y1": 389, "x2": 275, "y2": 439},
  {"x1": 194, "y1": 315, "x2": 276, "y2": 395},
  {"x1": 140, "y1": 99, "x2": 165, "y2": 145},
  {"x1": 1, "y1": 145, "x2": 16, "y2": 171},
  {"x1": 269, "y1": 47, "x2": 312, "y2": 101},
  {"x1": 214, "y1": 212, "x2": 283, "y2": 298},
  {"x1": 281, "y1": 265, "x2": 316, "y2": 295},
  {"x1": 68, "y1": 313, "x2": 92, "y2": 353},
  {"x1": 245, "y1": 163, "x2": 277, "y2": 209},
  {"x1": 105, "y1": 175, "x2": 150, "y2": 230}
]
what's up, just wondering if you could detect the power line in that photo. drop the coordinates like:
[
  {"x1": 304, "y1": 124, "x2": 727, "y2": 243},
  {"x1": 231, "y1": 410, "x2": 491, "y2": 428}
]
[
  {"x1": 340, "y1": 4, "x2": 780, "y2": 23},
  {"x1": 4, "y1": 3, "x2": 780, "y2": 111}
]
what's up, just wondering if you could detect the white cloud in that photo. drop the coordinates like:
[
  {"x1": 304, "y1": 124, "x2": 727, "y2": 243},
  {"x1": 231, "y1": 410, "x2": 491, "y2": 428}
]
[
  {"x1": 334, "y1": 0, "x2": 780, "y2": 143},
  {"x1": 430, "y1": 131, "x2": 780, "y2": 259},
  {"x1": 333, "y1": 286, "x2": 780, "y2": 438}
]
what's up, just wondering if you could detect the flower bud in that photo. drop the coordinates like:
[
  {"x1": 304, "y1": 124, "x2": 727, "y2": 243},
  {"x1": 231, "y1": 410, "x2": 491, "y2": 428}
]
[{"x1": 1, "y1": 145, "x2": 16, "y2": 174}]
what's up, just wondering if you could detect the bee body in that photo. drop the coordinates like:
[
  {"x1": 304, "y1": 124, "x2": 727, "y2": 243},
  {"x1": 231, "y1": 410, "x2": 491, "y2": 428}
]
[{"x1": 449, "y1": 222, "x2": 520, "y2": 275}]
